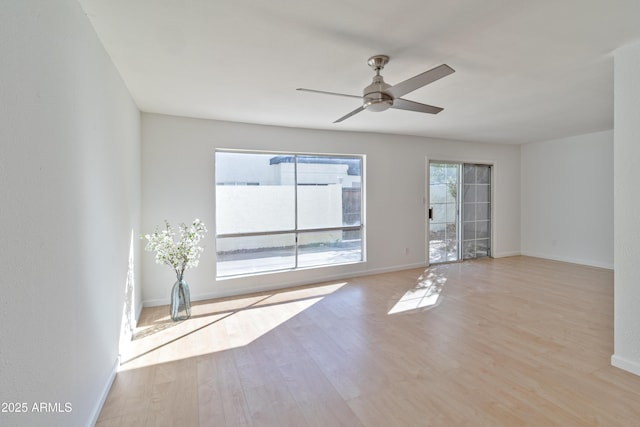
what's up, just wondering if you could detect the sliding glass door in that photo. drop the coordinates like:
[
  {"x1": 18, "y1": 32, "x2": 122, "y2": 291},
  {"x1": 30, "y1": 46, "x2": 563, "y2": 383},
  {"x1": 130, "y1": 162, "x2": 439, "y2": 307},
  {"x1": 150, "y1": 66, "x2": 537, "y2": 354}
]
[
  {"x1": 428, "y1": 161, "x2": 491, "y2": 264},
  {"x1": 428, "y1": 162, "x2": 460, "y2": 263},
  {"x1": 462, "y1": 164, "x2": 491, "y2": 259}
]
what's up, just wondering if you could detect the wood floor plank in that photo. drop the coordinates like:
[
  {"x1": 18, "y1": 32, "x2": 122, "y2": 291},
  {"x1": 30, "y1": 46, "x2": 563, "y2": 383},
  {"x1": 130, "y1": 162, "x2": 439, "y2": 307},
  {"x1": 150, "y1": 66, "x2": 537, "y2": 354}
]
[{"x1": 97, "y1": 256, "x2": 640, "y2": 426}]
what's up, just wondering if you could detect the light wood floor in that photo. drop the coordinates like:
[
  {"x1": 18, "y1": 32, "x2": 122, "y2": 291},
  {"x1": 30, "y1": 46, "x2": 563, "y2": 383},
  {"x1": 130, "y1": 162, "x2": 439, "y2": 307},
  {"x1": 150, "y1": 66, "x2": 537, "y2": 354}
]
[{"x1": 97, "y1": 256, "x2": 640, "y2": 426}]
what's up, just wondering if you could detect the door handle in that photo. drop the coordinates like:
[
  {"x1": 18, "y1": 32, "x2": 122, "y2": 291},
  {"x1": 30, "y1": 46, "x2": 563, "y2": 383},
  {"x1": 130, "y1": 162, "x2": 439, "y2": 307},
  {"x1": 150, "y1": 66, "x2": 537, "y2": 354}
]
[{"x1": 429, "y1": 207, "x2": 433, "y2": 220}]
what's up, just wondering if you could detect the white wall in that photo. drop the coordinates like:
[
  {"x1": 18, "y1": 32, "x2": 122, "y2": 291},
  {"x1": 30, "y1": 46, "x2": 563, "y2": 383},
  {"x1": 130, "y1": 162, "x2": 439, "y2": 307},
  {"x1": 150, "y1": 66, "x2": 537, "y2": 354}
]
[
  {"x1": 141, "y1": 113, "x2": 520, "y2": 305},
  {"x1": 521, "y1": 130, "x2": 614, "y2": 269},
  {"x1": 612, "y1": 41, "x2": 640, "y2": 376},
  {"x1": 0, "y1": 1, "x2": 141, "y2": 426}
]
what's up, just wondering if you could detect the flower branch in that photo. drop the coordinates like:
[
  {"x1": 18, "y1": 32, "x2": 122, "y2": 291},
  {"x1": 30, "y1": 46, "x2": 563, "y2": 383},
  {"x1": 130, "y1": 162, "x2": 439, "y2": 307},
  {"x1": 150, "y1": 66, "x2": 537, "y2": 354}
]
[{"x1": 142, "y1": 219, "x2": 208, "y2": 280}]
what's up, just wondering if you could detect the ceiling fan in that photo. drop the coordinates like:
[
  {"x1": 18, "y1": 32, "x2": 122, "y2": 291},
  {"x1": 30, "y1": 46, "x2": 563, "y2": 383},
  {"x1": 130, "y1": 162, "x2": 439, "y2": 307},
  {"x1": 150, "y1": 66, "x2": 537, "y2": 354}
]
[{"x1": 297, "y1": 55, "x2": 455, "y2": 123}]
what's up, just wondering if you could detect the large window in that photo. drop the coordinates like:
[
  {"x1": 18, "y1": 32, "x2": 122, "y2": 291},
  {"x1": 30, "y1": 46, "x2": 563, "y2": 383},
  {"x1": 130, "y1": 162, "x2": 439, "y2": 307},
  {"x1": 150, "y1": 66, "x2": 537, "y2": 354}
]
[{"x1": 215, "y1": 151, "x2": 364, "y2": 277}]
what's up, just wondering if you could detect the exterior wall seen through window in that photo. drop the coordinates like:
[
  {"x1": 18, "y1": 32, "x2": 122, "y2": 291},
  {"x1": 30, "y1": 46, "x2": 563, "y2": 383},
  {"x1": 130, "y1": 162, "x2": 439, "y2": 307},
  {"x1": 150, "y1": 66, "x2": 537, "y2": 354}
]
[{"x1": 215, "y1": 151, "x2": 364, "y2": 277}]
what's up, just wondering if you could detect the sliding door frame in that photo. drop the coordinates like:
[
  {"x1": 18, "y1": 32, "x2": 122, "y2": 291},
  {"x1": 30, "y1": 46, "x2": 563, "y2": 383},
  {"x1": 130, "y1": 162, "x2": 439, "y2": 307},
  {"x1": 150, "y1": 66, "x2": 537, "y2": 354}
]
[{"x1": 425, "y1": 156, "x2": 496, "y2": 267}]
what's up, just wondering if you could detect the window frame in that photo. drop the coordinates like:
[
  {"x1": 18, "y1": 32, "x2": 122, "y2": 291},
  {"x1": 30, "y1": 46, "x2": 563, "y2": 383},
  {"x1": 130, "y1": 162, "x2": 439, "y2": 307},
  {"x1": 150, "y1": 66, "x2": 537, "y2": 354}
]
[{"x1": 215, "y1": 149, "x2": 365, "y2": 278}]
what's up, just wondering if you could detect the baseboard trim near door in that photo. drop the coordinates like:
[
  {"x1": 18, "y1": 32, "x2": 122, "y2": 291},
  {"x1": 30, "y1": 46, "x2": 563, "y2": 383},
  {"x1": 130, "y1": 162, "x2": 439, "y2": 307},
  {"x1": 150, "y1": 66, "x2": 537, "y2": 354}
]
[
  {"x1": 611, "y1": 354, "x2": 640, "y2": 377},
  {"x1": 90, "y1": 356, "x2": 119, "y2": 426}
]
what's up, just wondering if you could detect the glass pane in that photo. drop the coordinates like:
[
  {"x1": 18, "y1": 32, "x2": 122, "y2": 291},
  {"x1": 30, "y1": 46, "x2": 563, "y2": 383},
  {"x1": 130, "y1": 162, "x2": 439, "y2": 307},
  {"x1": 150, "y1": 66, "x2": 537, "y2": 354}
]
[
  {"x1": 463, "y1": 241, "x2": 475, "y2": 259},
  {"x1": 432, "y1": 203, "x2": 447, "y2": 223},
  {"x1": 446, "y1": 223, "x2": 457, "y2": 240},
  {"x1": 463, "y1": 203, "x2": 476, "y2": 222},
  {"x1": 297, "y1": 155, "x2": 362, "y2": 229},
  {"x1": 297, "y1": 184, "x2": 344, "y2": 229},
  {"x1": 463, "y1": 222, "x2": 476, "y2": 241},
  {"x1": 298, "y1": 229, "x2": 362, "y2": 268},
  {"x1": 429, "y1": 245, "x2": 446, "y2": 264},
  {"x1": 446, "y1": 164, "x2": 458, "y2": 182},
  {"x1": 445, "y1": 202, "x2": 457, "y2": 223},
  {"x1": 342, "y1": 188, "x2": 362, "y2": 226},
  {"x1": 430, "y1": 164, "x2": 446, "y2": 184},
  {"x1": 464, "y1": 165, "x2": 476, "y2": 184},
  {"x1": 463, "y1": 184, "x2": 476, "y2": 203},
  {"x1": 445, "y1": 223, "x2": 458, "y2": 261},
  {"x1": 445, "y1": 182, "x2": 457, "y2": 203},
  {"x1": 445, "y1": 239, "x2": 458, "y2": 262},
  {"x1": 476, "y1": 239, "x2": 490, "y2": 256},
  {"x1": 430, "y1": 222, "x2": 445, "y2": 241},
  {"x1": 477, "y1": 221, "x2": 490, "y2": 239},
  {"x1": 477, "y1": 166, "x2": 490, "y2": 184},
  {"x1": 216, "y1": 152, "x2": 295, "y2": 234},
  {"x1": 477, "y1": 185, "x2": 490, "y2": 203},
  {"x1": 216, "y1": 234, "x2": 295, "y2": 277},
  {"x1": 431, "y1": 184, "x2": 447, "y2": 203},
  {"x1": 477, "y1": 203, "x2": 490, "y2": 220},
  {"x1": 216, "y1": 151, "x2": 295, "y2": 185}
]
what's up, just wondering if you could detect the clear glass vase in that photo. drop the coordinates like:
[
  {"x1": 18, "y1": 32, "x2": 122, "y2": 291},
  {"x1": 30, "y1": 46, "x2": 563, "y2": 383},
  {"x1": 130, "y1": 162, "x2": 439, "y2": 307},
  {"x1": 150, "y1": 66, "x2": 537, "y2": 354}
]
[{"x1": 170, "y1": 277, "x2": 191, "y2": 321}]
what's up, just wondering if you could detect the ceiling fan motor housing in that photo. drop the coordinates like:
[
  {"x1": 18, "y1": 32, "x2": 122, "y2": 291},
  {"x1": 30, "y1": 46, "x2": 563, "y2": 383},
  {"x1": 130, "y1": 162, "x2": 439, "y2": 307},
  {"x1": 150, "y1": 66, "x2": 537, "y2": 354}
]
[{"x1": 363, "y1": 75, "x2": 393, "y2": 112}]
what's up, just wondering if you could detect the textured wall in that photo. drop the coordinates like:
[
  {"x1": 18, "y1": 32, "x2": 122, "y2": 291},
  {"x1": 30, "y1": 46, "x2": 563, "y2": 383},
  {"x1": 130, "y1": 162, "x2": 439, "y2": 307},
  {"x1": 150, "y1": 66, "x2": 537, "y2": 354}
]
[{"x1": 0, "y1": 1, "x2": 141, "y2": 425}]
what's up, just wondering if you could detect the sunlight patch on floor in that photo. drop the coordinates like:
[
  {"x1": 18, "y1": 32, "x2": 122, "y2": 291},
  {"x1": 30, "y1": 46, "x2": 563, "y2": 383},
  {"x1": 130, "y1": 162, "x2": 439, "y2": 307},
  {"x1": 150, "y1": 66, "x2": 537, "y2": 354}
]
[
  {"x1": 119, "y1": 282, "x2": 347, "y2": 370},
  {"x1": 388, "y1": 270, "x2": 446, "y2": 315}
]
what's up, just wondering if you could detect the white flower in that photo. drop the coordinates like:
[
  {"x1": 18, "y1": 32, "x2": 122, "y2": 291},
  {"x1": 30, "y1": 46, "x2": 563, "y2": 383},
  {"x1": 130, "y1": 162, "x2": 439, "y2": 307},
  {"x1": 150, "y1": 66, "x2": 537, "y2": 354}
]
[{"x1": 142, "y1": 219, "x2": 208, "y2": 279}]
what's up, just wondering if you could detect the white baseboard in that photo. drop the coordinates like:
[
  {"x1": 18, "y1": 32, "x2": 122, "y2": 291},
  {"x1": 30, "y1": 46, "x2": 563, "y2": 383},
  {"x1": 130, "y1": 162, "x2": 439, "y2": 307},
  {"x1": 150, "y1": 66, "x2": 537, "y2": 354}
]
[
  {"x1": 354, "y1": 262, "x2": 427, "y2": 276},
  {"x1": 135, "y1": 300, "x2": 144, "y2": 324},
  {"x1": 142, "y1": 262, "x2": 427, "y2": 307},
  {"x1": 491, "y1": 251, "x2": 522, "y2": 258},
  {"x1": 611, "y1": 354, "x2": 640, "y2": 377},
  {"x1": 492, "y1": 251, "x2": 521, "y2": 258},
  {"x1": 520, "y1": 251, "x2": 614, "y2": 270},
  {"x1": 141, "y1": 253, "x2": 613, "y2": 308},
  {"x1": 90, "y1": 356, "x2": 119, "y2": 426}
]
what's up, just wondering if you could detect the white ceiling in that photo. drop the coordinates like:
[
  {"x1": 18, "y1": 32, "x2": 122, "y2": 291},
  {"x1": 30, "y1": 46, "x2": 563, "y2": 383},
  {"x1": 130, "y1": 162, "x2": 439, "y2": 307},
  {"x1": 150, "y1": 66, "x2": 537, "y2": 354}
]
[{"x1": 78, "y1": 0, "x2": 640, "y2": 144}]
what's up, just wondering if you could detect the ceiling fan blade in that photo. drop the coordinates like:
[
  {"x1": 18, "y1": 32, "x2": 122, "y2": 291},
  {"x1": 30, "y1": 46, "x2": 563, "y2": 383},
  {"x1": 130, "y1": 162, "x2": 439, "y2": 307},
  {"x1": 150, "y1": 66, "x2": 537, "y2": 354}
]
[
  {"x1": 297, "y1": 88, "x2": 361, "y2": 99},
  {"x1": 334, "y1": 106, "x2": 365, "y2": 123},
  {"x1": 392, "y1": 98, "x2": 444, "y2": 114},
  {"x1": 386, "y1": 64, "x2": 455, "y2": 99}
]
